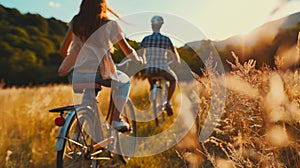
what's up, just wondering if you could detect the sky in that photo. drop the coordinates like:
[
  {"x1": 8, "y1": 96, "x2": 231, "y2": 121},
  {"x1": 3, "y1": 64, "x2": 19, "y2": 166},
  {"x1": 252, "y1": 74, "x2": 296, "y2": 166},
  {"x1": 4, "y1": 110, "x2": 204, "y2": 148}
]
[{"x1": 1, "y1": 0, "x2": 300, "y2": 45}]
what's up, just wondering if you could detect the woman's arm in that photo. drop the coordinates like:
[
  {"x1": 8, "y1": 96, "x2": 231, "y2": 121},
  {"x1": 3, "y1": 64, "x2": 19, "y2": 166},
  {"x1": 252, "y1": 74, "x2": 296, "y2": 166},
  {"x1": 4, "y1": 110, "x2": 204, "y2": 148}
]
[
  {"x1": 58, "y1": 27, "x2": 75, "y2": 76},
  {"x1": 60, "y1": 27, "x2": 74, "y2": 57},
  {"x1": 110, "y1": 20, "x2": 142, "y2": 64},
  {"x1": 117, "y1": 38, "x2": 143, "y2": 64}
]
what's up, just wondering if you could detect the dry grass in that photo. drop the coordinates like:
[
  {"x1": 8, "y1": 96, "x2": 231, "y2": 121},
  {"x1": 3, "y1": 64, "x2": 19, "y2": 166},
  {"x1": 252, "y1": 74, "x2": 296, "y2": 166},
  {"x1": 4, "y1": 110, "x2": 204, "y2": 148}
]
[
  {"x1": 0, "y1": 81, "x2": 185, "y2": 167},
  {"x1": 179, "y1": 52, "x2": 300, "y2": 168},
  {"x1": 0, "y1": 84, "x2": 74, "y2": 168},
  {"x1": 1, "y1": 52, "x2": 300, "y2": 167}
]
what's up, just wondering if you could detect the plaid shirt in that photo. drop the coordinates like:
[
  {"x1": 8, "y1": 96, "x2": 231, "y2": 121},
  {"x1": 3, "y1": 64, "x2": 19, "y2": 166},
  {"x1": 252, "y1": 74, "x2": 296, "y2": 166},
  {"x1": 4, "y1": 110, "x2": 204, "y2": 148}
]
[{"x1": 140, "y1": 32, "x2": 175, "y2": 72}]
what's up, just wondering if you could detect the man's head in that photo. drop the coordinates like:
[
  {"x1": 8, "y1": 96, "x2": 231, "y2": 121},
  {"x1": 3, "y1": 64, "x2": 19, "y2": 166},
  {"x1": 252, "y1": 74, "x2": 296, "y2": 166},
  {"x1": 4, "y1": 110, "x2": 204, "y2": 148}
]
[{"x1": 151, "y1": 15, "x2": 164, "y2": 32}]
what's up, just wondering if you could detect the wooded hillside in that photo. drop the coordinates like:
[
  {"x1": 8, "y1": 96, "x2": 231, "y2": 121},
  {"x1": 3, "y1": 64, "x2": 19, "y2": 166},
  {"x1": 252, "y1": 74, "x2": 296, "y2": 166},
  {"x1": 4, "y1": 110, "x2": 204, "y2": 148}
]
[
  {"x1": 0, "y1": 4, "x2": 67, "y2": 86},
  {"x1": 1, "y1": 4, "x2": 300, "y2": 86}
]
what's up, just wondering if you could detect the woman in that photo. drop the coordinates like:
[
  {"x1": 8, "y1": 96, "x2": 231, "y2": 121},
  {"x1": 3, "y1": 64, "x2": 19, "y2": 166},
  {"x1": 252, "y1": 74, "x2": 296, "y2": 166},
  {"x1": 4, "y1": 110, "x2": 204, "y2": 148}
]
[{"x1": 58, "y1": 0, "x2": 142, "y2": 131}]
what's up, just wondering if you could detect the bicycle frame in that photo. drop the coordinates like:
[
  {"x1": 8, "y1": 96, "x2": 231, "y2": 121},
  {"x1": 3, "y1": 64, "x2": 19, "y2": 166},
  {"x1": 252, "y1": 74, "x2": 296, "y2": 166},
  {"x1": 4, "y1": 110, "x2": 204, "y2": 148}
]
[
  {"x1": 150, "y1": 77, "x2": 168, "y2": 125},
  {"x1": 50, "y1": 86, "x2": 136, "y2": 167},
  {"x1": 152, "y1": 80, "x2": 167, "y2": 101},
  {"x1": 54, "y1": 88, "x2": 103, "y2": 151},
  {"x1": 50, "y1": 59, "x2": 137, "y2": 166},
  {"x1": 55, "y1": 105, "x2": 94, "y2": 151}
]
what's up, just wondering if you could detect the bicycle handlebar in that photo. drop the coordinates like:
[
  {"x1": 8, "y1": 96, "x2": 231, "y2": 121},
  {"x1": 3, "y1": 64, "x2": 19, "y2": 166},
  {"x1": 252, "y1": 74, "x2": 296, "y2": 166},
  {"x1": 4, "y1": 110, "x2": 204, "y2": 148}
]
[
  {"x1": 116, "y1": 58, "x2": 132, "y2": 67},
  {"x1": 116, "y1": 58, "x2": 174, "y2": 67},
  {"x1": 167, "y1": 60, "x2": 174, "y2": 65}
]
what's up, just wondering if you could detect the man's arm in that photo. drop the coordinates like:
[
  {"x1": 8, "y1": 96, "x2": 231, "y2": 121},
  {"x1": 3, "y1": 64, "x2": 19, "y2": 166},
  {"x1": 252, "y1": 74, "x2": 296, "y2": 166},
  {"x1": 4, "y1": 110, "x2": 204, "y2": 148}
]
[
  {"x1": 172, "y1": 48, "x2": 181, "y2": 64},
  {"x1": 168, "y1": 38, "x2": 181, "y2": 64},
  {"x1": 138, "y1": 48, "x2": 147, "y2": 64}
]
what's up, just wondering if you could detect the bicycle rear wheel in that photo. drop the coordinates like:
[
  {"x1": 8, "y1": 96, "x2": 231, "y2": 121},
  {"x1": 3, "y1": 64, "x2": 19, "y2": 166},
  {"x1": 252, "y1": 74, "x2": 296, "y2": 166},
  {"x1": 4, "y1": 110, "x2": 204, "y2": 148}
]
[
  {"x1": 153, "y1": 82, "x2": 165, "y2": 126},
  {"x1": 115, "y1": 99, "x2": 137, "y2": 164},
  {"x1": 57, "y1": 107, "x2": 102, "y2": 168}
]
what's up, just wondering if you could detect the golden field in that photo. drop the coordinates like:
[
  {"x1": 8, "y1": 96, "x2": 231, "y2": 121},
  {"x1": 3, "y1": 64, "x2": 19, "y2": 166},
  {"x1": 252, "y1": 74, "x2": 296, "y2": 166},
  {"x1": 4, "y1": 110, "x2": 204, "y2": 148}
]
[{"x1": 1, "y1": 56, "x2": 300, "y2": 167}]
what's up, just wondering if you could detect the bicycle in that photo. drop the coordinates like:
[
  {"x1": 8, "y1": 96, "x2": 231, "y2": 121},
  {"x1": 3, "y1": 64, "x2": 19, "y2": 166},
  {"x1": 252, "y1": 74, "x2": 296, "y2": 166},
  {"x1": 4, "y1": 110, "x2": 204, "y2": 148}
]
[
  {"x1": 148, "y1": 60, "x2": 174, "y2": 126},
  {"x1": 49, "y1": 60, "x2": 136, "y2": 168},
  {"x1": 149, "y1": 76, "x2": 168, "y2": 126}
]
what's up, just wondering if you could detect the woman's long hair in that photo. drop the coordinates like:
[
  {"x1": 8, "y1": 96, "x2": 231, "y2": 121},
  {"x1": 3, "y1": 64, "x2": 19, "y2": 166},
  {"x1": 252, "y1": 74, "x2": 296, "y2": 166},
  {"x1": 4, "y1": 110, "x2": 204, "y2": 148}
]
[{"x1": 72, "y1": 0, "x2": 108, "y2": 41}]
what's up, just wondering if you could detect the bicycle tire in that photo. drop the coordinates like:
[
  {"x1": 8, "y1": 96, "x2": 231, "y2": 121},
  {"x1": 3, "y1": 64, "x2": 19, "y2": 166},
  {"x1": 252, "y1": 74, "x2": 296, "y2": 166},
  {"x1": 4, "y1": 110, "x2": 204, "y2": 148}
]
[
  {"x1": 160, "y1": 81, "x2": 167, "y2": 123},
  {"x1": 153, "y1": 82, "x2": 165, "y2": 126},
  {"x1": 115, "y1": 99, "x2": 137, "y2": 164},
  {"x1": 151, "y1": 84, "x2": 159, "y2": 125},
  {"x1": 56, "y1": 107, "x2": 102, "y2": 168}
]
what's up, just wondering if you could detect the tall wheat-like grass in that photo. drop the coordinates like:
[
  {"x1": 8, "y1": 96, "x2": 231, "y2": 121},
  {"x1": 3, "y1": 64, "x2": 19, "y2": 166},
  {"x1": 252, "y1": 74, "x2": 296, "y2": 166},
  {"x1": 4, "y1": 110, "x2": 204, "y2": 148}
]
[
  {"x1": 1, "y1": 51, "x2": 300, "y2": 167},
  {"x1": 0, "y1": 85, "x2": 74, "y2": 168},
  {"x1": 0, "y1": 81, "x2": 188, "y2": 167},
  {"x1": 184, "y1": 51, "x2": 300, "y2": 168}
]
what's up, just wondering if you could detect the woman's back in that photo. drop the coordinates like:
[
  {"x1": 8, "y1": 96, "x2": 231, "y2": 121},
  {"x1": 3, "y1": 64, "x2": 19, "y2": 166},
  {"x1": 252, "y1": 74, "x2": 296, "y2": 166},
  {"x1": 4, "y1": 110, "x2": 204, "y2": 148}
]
[{"x1": 72, "y1": 20, "x2": 123, "y2": 81}]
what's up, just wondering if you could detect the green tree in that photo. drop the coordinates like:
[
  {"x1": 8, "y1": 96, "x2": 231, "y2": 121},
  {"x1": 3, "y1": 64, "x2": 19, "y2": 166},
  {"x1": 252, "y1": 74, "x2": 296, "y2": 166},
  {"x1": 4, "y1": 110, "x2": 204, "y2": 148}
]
[
  {"x1": 0, "y1": 41, "x2": 14, "y2": 58},
  {"x1": 46, "y1": 52, "x2": 63, "y2": 66},
  {"x1": 178, "y1": 46, "x2": 204, "y2": 75},
  {"x1": 0, "y1": 5, "x2": 5, "y2": 20},
  {"x1": 9, "y1": 49, "x2": 41, "y2": 72},
  {"x1": 4, "y1": 7, "x2": 22, "y2": 25},
  {"x1": 0, "y1": 42, "x2": 14, "y2": 79},
  {"x1": 25, "y1": 25, "x2": 43, "y2": 36},
  {"x1": 1, "y1": 34, "x2": 22, "y2": 47},
  {"x1": 21, "y1": 13, "x2": 49, "y2": 34},
  {"x1": 48, "y1": 35, "x2": 64, "y2": 49},
  {"x1": 47, "y1": 17, "x2": 68, "y2": 36},
  {"x1": 0, "y1": 4, "x2": 69, "y2": 86},
  {"x1": 30, "y1": 36, "x2": 56, "y2": 60},
  {"x1": 0, "y1": 26, "x2": 28, "y2": 38}
]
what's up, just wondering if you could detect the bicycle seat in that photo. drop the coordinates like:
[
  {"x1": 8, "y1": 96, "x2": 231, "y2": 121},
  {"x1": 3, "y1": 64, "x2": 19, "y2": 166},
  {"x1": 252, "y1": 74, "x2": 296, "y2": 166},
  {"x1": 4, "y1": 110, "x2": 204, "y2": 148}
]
[
  {"x1": 72, "y1": 82, "x2": 102, "y2": 93},
  {"x1": 49, "y1": 104, "x2": 84, "y2": 113}
]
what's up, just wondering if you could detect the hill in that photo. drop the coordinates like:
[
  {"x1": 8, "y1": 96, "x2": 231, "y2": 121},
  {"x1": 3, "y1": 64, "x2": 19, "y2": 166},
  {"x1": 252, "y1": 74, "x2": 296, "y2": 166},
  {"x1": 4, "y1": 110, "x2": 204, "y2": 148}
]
[
  {"x1": 0, "y1": 4, "x2": 68, "y2": 86},
  {"x1": 0, "y1": 5, "x2": 144, "y2": 86},
  {"x1": 216, "y1": 12, "x2": 300, "y2": 70},
  {"x1": 184, "y1": 12, "x2": 300, "y2": 72},
  {"x1": 1, "y1": 4, "x2": 300, "y2": 86}
]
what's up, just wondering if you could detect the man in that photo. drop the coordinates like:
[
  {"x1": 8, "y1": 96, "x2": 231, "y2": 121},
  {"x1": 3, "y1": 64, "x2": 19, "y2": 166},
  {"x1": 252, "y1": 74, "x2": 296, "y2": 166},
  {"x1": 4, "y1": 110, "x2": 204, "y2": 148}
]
[{"x1": 139, "y1": 15, "x2": 181, "y2": 116}]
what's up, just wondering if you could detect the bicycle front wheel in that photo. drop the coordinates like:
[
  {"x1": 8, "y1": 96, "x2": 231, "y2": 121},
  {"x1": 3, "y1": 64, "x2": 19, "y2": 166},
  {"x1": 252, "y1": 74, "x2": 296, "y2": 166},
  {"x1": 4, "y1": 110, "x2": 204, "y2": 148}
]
[
  {"x1": 57, "y1": 107, "x2": 102, "y2": 168},
  {"x1": 115, "y1": 99, "x2": 137, "y2": 164}
]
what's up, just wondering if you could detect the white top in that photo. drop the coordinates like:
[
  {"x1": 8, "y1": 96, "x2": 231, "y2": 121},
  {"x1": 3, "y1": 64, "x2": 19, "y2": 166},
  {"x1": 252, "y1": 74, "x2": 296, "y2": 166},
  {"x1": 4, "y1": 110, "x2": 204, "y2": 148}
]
[{"x1": 67, "y1": 20, "x2": 139, "y2": 81}]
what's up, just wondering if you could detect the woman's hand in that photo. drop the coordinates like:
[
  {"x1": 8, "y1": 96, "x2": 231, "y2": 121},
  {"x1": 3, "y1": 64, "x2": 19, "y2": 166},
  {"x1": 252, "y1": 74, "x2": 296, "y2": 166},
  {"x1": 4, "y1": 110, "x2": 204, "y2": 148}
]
[
  {"x1": 117, "y1": 38, "x2": 144, "y2": 64},
  {"x1": 130, "y1": 50, "x2": 144, "y2": 64}
]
